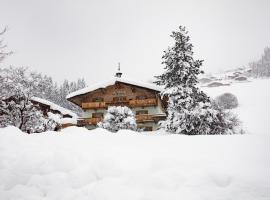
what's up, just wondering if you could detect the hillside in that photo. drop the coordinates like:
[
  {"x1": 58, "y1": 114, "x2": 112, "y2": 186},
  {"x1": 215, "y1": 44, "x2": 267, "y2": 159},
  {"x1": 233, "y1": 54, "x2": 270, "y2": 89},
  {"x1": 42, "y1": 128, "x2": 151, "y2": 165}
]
[{"x1": 0, "y1": 79, "x2": 270, "y2": 200}]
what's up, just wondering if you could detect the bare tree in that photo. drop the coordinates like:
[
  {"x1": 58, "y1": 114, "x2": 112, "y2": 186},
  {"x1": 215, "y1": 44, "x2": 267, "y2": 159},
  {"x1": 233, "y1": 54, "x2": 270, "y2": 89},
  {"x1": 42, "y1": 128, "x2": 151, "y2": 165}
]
[{"x1": 0, "y1": 27, "x2": 12, "y2": 63}]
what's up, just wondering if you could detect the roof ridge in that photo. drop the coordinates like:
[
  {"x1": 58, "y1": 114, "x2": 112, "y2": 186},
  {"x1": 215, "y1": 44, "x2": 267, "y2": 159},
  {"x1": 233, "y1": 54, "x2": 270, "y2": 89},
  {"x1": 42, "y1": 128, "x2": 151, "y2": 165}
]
[{"x1": 66, "y1": 78, "x2": 162, "y2": 99}]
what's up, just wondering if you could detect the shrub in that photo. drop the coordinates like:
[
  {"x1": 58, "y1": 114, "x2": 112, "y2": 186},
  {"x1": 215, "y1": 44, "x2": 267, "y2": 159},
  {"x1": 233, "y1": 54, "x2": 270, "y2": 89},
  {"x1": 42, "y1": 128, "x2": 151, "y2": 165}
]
[
  {"x1": 199, "y1": 78, "x2": 212, "y2": 84},
  {"x1": 207, "y1": 82, "x2": 229, "y2": 87},
  {"x1": 235, "y1": 76, "x2": 247, "y2": 81},
  {"x1": 215, "y1": 93, "x2": 238, "y2": 109},
  {"x1": 98, "y1": 106, "x2": 137, "y2": 132}
]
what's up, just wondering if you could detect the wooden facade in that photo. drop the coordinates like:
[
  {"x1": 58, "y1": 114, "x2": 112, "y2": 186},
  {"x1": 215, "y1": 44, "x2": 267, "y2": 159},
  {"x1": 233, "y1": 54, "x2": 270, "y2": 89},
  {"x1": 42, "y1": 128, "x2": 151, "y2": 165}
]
[{"x1": 67, "y1": 79, "x2": 167, "y2": 131}]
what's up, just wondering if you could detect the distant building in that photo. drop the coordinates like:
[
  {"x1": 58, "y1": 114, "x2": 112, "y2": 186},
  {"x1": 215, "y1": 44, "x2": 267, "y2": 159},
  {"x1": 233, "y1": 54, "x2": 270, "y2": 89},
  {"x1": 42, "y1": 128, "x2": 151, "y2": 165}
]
[
  {"x1": 31, "y1": 97, "x2": 77, "y2": 129},
  {"x1": 66, "y1": 69, "x2": 167, "y2": 131}
]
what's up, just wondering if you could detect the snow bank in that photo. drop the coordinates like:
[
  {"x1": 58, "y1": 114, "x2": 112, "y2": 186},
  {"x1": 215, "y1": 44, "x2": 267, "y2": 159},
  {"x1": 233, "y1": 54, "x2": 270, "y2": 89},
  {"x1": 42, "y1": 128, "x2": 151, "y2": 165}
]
[
  {"x1": 203, "y1": 78, "x2": 270, "y2": 135},
  {"x1": 0, "y1": 126, "x2": 270, "y2": 200},
  {"x1": 1, "y1": 79, "x2": 270, "y2": 200}
]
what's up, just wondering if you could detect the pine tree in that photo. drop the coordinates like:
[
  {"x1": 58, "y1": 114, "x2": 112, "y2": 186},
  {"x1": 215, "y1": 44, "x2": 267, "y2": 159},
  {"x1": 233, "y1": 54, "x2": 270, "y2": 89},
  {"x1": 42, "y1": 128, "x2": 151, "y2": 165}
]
[
  {"x1": 155, "y1": 26, "x2": 240, "y2": 135},
  {"x1": 98, "y1": 106, "x2": 137, "y2": 132}
]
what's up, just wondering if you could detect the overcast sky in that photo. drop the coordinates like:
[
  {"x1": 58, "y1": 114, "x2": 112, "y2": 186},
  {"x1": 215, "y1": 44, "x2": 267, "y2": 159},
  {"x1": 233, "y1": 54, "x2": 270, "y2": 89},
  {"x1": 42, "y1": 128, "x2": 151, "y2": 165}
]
[{"x1": 0, "y1": 0, "x2": 269, "y2": 85}]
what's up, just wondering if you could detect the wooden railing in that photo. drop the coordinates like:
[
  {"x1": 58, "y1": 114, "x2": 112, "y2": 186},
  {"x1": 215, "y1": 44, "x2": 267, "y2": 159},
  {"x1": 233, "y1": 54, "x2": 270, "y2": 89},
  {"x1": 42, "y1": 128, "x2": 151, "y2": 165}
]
[
  {"x1": 106, "y1": 100, "x2": 129, "y2": 107},
  {"x1": 81, "y1": 98, "x2": 157, "y2": 109},
  {"x1": 129, "y1": 98, "x2": 157, "y2": 107},
  {"x1": 78, "y1": 113, "x2": 166, "y2": 126},
  {"x1": 81, "y1": 102, "x2": 106, "y2": 109}
]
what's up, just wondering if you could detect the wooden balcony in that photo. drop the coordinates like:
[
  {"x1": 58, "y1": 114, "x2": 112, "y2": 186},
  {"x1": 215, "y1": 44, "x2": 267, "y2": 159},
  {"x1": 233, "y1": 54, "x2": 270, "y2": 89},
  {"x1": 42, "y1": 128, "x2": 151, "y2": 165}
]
[
  {"x1": 81, "y1": 102, "x2": 106, "y2": 109},
  {"x1": 78, "y1": 118, "x2": 102, "y2": 126},
  {"x1": 129, "y1": 98, "x2": 157, "y2": 107},
  {"x1": 135, "y1": 114, "x2": 155, "y2": 122},
  {"x1": 136, "y1": 114, "x2": 166, "y2": 123},
  {"x1": 78, "y1": 114, "x2": 166, "y2": 126},
  {"x1": 106, "y1": 100, "x2": 129, "y2": 107},
  {"x1": 81, "y1": 98, "x2": 158, "y2": 109}
]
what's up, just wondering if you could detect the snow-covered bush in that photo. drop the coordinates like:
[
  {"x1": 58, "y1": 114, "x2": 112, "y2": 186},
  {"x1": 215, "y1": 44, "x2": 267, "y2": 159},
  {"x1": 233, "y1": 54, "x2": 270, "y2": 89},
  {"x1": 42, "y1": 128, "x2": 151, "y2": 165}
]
[
  {"x1": 98, "y1": 106, "x2": 137, "y2": 132},
  {"x1": 234, "y1": 76, "x2": 247, "y2": 81},
  {"x1": 215, "y1": 93, "x2": 238, "y2": 109},
  {"x1": 0, "y1": 94, "x2": 59, "y2": 133},
  {"x1": 207, "y1": 82, "x2": 228, "y2": 87},
  {"x1": 155, "y1": 26, "x2": 241, "y2": 135}
]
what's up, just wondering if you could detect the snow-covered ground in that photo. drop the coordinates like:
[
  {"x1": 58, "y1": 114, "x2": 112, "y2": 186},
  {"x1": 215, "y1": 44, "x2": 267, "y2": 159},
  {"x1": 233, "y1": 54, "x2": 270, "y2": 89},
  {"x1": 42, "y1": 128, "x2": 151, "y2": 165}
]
[
  {"x1": 203, "y1": 78, "x2": 270, "y2": 135},
  {"x1": 0, "y1": 79, "x2": 270, "y2": 200}
]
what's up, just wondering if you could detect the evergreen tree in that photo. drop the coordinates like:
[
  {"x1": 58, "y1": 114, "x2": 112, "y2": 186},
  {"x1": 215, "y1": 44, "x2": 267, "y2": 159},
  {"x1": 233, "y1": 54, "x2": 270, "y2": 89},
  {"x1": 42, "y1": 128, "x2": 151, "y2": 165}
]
[
  {"x1": 155, "y1": 26, "x2": 240, "y2": 135},
  {"x1": 98, "y1": 106, "x2": 137, "y2": 132}
]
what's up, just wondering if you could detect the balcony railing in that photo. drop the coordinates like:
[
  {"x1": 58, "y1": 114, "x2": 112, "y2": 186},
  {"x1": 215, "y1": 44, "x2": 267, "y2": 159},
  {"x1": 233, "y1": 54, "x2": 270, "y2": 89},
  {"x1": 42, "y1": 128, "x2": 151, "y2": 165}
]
[
  {"x1": 106, "y1": 100, "x2": 129, "y2": 107},
  {"x1": 81, "y1": 102, "x2": 106, "y2": 109},
  {"x1": 81, "y1": 98, "x2": 157, "y2": 109},
  {"x1": 129, "y1": 99, "x2": 157, "y2": 107},
  {"x1": 78, "y1": 113, "x2": 166, "y2": 126}
]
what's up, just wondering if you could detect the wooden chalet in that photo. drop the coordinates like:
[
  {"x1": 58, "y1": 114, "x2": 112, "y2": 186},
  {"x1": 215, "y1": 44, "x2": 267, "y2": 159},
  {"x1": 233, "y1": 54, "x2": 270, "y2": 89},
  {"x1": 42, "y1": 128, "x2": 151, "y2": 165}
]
[
  {"x1": 67, "y1": 70, "x2": 167, "y2": 131},
  {"x1": 31, "y1": 97, "x2": 77, "y2": 129}
]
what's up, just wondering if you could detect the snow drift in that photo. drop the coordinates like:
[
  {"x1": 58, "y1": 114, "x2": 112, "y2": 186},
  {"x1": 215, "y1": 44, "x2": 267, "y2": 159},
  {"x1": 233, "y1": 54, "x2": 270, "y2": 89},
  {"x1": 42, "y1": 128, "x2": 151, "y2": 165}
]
[
  {"x1": 0, "y1": 126, "x2": 270, "y2": 200},
  {"x1": 0, "y1": 79, "x2": 270, "y2": 200}
]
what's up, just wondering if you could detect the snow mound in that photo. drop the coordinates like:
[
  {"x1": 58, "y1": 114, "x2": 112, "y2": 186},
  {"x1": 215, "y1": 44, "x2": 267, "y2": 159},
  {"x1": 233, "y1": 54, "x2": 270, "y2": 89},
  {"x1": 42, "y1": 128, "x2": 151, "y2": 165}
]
[
  {"x1": 0, "y1": 126, "x2": 25, "y2": 135},
  {"x1": 203, "y1": 78, "x2": 270, "y2": 135},
  {"x1": 1, "y1": 79, "x2": 270, "y2": 200},
  {"x1": 0, "y1": 126, "x2": 270, "y2": 200}
]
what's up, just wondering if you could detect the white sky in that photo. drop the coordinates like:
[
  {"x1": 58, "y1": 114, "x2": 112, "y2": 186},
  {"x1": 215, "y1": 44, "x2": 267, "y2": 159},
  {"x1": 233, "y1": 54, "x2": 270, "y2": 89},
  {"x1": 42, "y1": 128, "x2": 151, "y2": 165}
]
[{"x1": 0, "y1": 0, "x2": 269, "y2": 85}]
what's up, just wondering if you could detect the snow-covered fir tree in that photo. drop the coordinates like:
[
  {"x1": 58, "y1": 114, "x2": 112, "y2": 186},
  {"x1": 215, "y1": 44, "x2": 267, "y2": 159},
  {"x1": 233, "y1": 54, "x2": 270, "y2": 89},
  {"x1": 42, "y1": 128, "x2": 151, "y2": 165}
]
[
  {"x1": 155, "y1": 26, "x2": 240, "y2": 135},
  {"x1": 98, "y1": 106, "x2": 137, "y2": 132}
]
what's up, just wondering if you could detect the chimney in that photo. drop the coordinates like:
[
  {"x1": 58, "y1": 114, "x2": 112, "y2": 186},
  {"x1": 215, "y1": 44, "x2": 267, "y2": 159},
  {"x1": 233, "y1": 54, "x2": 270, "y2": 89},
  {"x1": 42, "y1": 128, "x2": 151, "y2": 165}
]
[{"x1": 115, "y1": 62, "x2": 122, "y2": 78}]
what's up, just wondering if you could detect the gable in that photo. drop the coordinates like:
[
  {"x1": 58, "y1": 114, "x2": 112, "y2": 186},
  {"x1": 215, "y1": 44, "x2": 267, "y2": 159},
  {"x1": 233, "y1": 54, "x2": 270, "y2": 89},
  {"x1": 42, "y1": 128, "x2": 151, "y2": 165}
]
[
  {"x1": 66, "y1": 78, "x2": 162, "y2": 106},
  {"x1": 69, "y1": 81, "x2": 159, "y2": 106}
]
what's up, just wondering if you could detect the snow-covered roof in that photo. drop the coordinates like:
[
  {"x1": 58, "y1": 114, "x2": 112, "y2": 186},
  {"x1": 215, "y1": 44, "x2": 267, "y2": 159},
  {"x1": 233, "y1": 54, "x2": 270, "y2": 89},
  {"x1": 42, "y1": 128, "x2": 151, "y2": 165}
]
[
  {"x1": 31, "y1": 97, "x2": 77, "y2": 118},
  {"x1": 60, "y1": 118, "x2": 77, "y2": 125},
  {"x1": 66, "y1": 77, "x2": 163, "y2": 99}
]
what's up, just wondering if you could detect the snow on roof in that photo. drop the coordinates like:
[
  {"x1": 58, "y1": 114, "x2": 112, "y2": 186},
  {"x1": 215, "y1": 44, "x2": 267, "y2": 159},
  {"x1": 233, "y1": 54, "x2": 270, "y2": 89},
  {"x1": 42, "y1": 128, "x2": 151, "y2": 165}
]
[
  {"x1": 66, "y1": 77, "x2": 163, "y2": 99},
  {"x1": 31, "y1": 97, "x2": 77, "y2": 118},
  {"x1": 60, "y1": 117, "x2": 77, "y2": 125}
]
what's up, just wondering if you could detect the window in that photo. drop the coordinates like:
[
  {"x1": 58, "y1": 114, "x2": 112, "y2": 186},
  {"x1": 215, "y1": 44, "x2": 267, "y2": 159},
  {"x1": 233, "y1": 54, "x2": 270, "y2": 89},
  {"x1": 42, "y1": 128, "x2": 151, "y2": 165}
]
[
  {"x1": 92, "y1": 112, "x2": 104, "y2": 118},
  {"x1": 141, "y1": 126, "x2": 153, "y2": 131},
  {"x1": 136, "y1": 95, "x2": 147, "y2": 100},
  {"x1": 115, "y1": 83, "x2": 123, "y2": 89},
  {"x1": 93, "y1": 97, "x2": 104, "y2": 102},
  {"x1": 113, "y1": 96, "x2": 127, "y2": 102},
  {"x1": 136, "y1": 110, "x2": 148, "y2": 115}
]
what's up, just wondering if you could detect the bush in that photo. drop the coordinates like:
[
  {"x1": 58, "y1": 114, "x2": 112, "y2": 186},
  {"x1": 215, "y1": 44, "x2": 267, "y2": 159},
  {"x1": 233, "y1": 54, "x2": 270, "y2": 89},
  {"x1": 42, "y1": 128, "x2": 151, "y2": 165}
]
[
  {"x1": 207, "y1": 82, "x2": 229, "y2": 87},
  {"x1": 199, "y1": 78, "x2": 212, "y2": 84},
  {"x1": 215, "y1": 93, "x2": 238, "y2": 109},
  {"x1": 98, "y1": 106, "x2": 137, "y2": 132},
  {"x1": 210, "y1": 101, "x2": 242, "y2": 134},
  {"x1": 234, "y1": 76, "x2": 247, "y2": 81}
]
